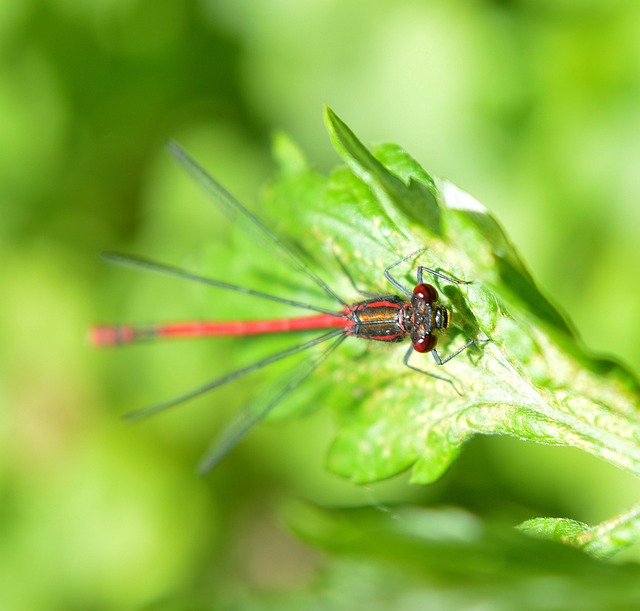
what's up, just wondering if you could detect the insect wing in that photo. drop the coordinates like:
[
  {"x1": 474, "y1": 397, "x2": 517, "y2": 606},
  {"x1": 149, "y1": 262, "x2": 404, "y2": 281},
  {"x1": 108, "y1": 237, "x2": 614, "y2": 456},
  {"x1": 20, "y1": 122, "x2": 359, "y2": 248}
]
[
  {"x1": 166, "y1": 142, "x2": 345, "y2": 308},
  {"x1": 99, "y1": 252, "x2": 339, "y2": 316},
  {"x1": 197, "y1": 332, "x2": 346, "y2": 473},
  {"x1": 123, "y1": 328, "x2": 345, "y2": 421}
]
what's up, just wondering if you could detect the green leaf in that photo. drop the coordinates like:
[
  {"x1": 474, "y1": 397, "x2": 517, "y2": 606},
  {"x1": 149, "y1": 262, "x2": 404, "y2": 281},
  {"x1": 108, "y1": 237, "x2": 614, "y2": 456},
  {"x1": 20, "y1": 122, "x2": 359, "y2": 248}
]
[
  {"x1": 519, "y1": 502, "x2": 640, "y2": 558},
  {"x1": 273, "y1": 502, "x2": 640, "y2": 610},
  {"x1": 324, "y1": 105, "x2": 441, "y2": 237},
  {"x1": 243, "y1": 109, "x2": 640, "y2": 554},
  {"x1": 260, "y1": 108, "x2": 640, "y2": 548}
]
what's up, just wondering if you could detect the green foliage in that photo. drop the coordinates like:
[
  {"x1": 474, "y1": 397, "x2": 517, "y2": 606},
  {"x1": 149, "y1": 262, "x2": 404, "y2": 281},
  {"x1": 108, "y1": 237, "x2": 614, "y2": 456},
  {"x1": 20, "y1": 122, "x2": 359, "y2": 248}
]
[
  {"x1": 260, "y1": 109, "x2": 640, "y2": 556},
  {"x1": 7, "y1": 1, "x2": 640, "y2": 607},
  {"x1": 519, "y1": 504, "x2": 640, "y2": 560},
  {"x1": 278, "y1": 503, "x2": 640, "y2": 611}
]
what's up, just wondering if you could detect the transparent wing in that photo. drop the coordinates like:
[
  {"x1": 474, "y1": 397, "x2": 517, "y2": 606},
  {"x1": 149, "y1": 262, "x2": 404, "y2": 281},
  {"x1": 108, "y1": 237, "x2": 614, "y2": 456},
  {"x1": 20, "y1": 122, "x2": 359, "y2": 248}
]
[
  {"x1": 197, "y1": 332, "x2": 346, "y2": 474},
  {"x1": 124, "y1": 328, "x2": 345, "y2": 421},
  {"x1": 167, "y1": 141, "x2": 346, "y2": 307},
  {"x1": 101, "y1": 252, "x2": 340, "y2": 315}
]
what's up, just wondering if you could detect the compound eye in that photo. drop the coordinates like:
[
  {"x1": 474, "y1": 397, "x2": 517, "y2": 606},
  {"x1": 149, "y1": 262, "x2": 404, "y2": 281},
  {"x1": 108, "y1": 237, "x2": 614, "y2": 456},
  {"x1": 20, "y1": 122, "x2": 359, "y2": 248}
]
[
  {"x1": 412, "y1": 334, "x2": 437, "y2": 353},
  {"x1": 413, "y1": 283, "x2": 438, "y2": 302}
]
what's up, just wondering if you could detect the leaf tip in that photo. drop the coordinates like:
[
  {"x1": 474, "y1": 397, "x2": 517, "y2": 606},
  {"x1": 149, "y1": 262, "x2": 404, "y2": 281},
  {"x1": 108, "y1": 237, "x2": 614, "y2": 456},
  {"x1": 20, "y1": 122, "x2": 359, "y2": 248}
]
[{"x1": 271, "y1": 130, "x2": 307, "y2": 174}]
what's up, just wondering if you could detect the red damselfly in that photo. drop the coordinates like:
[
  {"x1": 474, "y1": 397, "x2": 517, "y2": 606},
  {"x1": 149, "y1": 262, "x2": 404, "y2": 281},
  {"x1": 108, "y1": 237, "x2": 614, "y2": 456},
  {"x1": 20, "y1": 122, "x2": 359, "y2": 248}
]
[{"x1": 92, "y1": 142, "x2": 487, "y2": 472}]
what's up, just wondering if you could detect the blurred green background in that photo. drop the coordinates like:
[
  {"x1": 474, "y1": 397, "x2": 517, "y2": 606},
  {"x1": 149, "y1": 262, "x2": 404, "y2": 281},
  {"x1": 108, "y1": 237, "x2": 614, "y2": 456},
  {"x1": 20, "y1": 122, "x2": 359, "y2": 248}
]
[{"x1": 3, "y1": 0, "x2": 640, "y2": 608}]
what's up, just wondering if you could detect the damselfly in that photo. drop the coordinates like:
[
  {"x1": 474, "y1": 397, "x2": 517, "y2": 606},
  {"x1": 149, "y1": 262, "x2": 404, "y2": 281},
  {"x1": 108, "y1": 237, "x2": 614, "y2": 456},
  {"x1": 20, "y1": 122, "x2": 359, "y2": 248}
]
[{"x1": 92, "y1": 143, "x2": 487, "y2": 472}]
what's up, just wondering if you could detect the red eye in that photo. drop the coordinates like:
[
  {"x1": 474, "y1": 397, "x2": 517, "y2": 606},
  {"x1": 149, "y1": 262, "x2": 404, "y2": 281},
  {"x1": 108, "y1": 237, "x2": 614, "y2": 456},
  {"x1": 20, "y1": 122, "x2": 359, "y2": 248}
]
[
  {"x1": 413, "y1": 283, "x2": 438, "y2": 302},
  {"x1": 412, "y1": 334, "x2": 437, "y2": 353}
]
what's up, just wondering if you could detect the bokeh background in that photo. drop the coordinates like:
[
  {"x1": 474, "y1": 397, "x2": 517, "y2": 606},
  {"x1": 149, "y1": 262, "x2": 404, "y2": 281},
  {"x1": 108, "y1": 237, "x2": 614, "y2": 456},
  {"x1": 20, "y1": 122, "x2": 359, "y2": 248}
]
[{"x1": 3, "y1": 0, "x2": 640, "y2": 608}]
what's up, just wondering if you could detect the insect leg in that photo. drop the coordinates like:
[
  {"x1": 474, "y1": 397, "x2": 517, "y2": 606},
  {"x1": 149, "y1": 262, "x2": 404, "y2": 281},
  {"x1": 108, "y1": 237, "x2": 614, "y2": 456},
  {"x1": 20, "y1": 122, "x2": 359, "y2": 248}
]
[
  {"x1": 417, "y1": 267, "x2": 471, "y2": 286},
  {"x1": 384, "y1": 248, "x2": 427, "y2": 296},
  {"x1": 431, "y1": 338, "x2": 490, "y2": 366},
  {"x1": 402, "y1": 345, "x2": 462, "y2": 394}
]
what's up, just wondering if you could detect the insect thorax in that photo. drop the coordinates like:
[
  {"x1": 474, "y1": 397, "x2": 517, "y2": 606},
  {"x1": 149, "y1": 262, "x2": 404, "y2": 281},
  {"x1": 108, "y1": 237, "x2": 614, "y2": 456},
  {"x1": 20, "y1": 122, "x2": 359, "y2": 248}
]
[{"x1": 407, "y1": 295, "x2": 450, "y2": 344}]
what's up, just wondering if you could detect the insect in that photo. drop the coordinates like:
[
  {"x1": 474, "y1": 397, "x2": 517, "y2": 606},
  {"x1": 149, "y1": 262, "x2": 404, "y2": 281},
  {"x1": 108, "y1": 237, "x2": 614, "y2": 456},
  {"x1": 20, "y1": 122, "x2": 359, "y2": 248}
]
[{"x1": 92, "y1": 142, "x2": 487, "y2": 472}]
